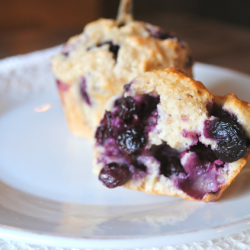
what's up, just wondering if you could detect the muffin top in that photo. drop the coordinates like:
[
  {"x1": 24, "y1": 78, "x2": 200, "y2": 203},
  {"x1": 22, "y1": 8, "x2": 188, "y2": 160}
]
[{"x1": 51, "y1": 18, "x2": 193, "y2": 99}]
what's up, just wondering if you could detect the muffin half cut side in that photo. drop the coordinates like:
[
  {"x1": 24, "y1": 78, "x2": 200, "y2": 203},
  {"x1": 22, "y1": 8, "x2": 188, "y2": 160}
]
[{"x1": 93, "y1": 67, "x2": 250, "y2": 202}]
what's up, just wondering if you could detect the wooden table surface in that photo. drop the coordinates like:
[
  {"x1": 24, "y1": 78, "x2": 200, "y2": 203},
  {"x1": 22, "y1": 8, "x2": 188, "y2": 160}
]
[{"x1": 1, "y1": 11, "x2": 250, "y2": 76}]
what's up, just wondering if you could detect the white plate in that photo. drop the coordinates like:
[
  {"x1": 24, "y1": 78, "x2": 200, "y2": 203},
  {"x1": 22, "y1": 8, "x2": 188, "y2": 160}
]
[{"x1": 1, "y1": 52, "x2": 250, "y2": 249}]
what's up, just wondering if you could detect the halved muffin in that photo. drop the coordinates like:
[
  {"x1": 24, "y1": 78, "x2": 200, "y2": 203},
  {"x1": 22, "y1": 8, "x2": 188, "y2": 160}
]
[{"x1": 94, "y1": 68, "x2": 250, "y2": 202}]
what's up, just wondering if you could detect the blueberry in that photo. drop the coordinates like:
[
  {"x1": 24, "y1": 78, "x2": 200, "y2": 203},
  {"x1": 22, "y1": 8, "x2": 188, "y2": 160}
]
[
  {"x1": 190, "y1": 142, "x2": 217, "y2": 163},
  {"x1": 146, "y1": 25, "x2": 174, "y2": 40},
  {"x1": 161, "y1": 157, "x2": 185, "y2": 177},
  {"x1": 150, "y1": 143, "x2": 185, "y2": 177},
  {"x1": 115, "y1": 96, "x2": 136, "y2": 123},
  {"x1": 156, "y1": 31, "x2": 174, "y2": 40},
  {"x1": 116, "y1": 128, "x2": 147, "y2": 154},
  {"x1": 204, "y1": 106, "x2": 247, "y2": 162},
  {"x1": 247, "y1": 138, "x2": 250, "y2": 147},
  {"x1": 212, "y1": 117, "x2": 247, "y2": 162},
  {"x1": 114, "y1": 94, "x2": 159, "y2": 124},
  {"x1": 138, "y1": 95, "x2": 160, "y2": 122},
  {"x1": 131, "y1": 155, "x2": 147, "y2": 172},
  {"x1": 123, "y1": 83, "x2": 131, "y2": 91},
  {"x1": 99, "y1": 162, "x2": 131, "y2": 188},
  {"x1": 79, "y1": 77, "x2": 91, "y2": 106},
  {"x1": 151, "y1": 143, "x2": 179, "y2": 160},
  {"x1": 95, "y1": 111, "x2": 112, "y2": 145},
  {"x1": 99, "y1": 41, "x2": 120, "y2": 60},
  {"x1": 209, "y1": 104, "x2": 236, "y2": 121},
  {"x1": 109, "y1": 44, "x2": 120, "y2": 59},
  {"x1": 95, "y1": 125, "x2": 109, "y2": 145}
]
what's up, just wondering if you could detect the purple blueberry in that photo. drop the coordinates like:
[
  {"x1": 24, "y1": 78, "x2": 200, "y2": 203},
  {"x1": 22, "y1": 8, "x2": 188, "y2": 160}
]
[
  {"x1": 161, "y1": 157, "x2": 185, "y2": 177},
  {"x1": 151, "y1": 142, "x2": 179, "y2": 159},
  {"x1": 95, "y1": 125, "x2": 109, "y2": 145},
  {"x1": 99, "y1": 162, "x2": 131, "y2": 188},
  {"x1": 247, "y1": 138, "x2": 250, "y2": 147},
  {"x1": 138, "y1": 95, "x2": 160, "y2": 122},
  {"x1": 95, "y1": 111, "x2": 112, "y2": 145},
  {"x1": 131, "y1": 155, "x2": 147, "y2": 172},
  {"x1": 99, "y1": 41, "x2": 120, "y2": 60},
  {"x1": 109, "y1": 44, "x2": 120, "y2": 59},
  {"x1": 123, "y1": 83, "x2": 131, "y2": 91},
  {"x1": 212, "y1": 117, "x2": 247, "y2": 162},
  {"x1": 204, "y1": 104, "x2": 247, "y2": 162},
  {"x1": 209, "y1": 104, "x2": 236, "y2": 121},
  {"x1": 88, "y1": 41, "x2": 120, "y2": 60},
  {"x1": 115, "y1": 96, "x2": 136, "y2": 123},
  {"x1": 146, "y1": 24, "x2": 174, "y2": 40},
  {"x1": 150, "y1": 143, "x2": 185, "y2": 177},
  {"x1": 190, "y1": 142, "x2": 217, "y2": 163},
  {"x1": 116, "y1": 128, "x2": 147, "y2": 154}
]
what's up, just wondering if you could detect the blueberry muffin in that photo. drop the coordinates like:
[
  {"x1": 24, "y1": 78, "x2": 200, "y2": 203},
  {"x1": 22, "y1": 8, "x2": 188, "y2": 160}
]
[
  {"x1": 94, "y1": 68, "x2": 250, "y2": 202},
  {"x1": 51, "y1": 18, "x2": 193, "y2": 139}
]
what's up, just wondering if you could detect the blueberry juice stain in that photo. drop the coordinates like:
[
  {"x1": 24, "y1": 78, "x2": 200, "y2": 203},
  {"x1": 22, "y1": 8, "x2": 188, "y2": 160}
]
[
  {"x1": 56, "y1": 79, "x2": 70, "y2": 91},
  {"x1": 79, "y1": 77, "x2": 91, "y2": 106}
]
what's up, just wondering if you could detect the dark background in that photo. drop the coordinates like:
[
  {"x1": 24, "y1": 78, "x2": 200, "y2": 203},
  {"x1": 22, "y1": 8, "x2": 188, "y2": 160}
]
[
  {"x1": 103, "y1": 0, "x2": 250, "y2": 28},
  {"x1": 1, "y1": 0, "x2": 250, "y2": 74}
]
